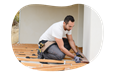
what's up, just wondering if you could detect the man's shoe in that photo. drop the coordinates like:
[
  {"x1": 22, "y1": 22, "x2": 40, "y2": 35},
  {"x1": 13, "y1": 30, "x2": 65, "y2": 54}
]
[
  {"x1": 37, "y1": 48, "x2": 43, "y2": 59},
  {"x1": 37, "y1": 49, "x2": 48, "y2": 64}
]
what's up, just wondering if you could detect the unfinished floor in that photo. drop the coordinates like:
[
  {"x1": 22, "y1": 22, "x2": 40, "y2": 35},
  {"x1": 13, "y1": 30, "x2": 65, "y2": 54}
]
[
  {"x1": 12, "y1": 44, "x2": 89, "y2": 71},
  {"x1": 8, "y1": 44, "x2": 115, "y2": 72}
]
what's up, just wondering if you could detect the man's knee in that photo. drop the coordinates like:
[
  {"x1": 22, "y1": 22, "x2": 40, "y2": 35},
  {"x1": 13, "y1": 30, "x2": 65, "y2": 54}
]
[{"x1": 57, "y1": 53, "x2": 65, "y2": 60}]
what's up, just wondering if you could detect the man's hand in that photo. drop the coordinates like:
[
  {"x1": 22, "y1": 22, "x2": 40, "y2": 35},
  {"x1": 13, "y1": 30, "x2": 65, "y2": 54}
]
[
  {"x1": 76, "y1": 52, "x2": 84, "y2": 58},
  {"x1": 55, "y1": 37, "x2": 75, "y2": 58},
  {"x1": 74, "y1": 56, "x2": 82, "y2": 63}
]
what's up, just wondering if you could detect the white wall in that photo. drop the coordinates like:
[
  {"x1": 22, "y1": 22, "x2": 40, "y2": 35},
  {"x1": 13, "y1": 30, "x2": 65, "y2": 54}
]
[
  {"x1": 83, "y1": 4, "x2": 115, "y2": 63},
  {"x1": 83, "y1": 5, "x2": 103, "y2": 61},
  {"x1": 83, "y1": 6, "x2": 91, "y2": 60},
  {"x1": 19, "y1": 4, "x2": 80, "y2": 44}
]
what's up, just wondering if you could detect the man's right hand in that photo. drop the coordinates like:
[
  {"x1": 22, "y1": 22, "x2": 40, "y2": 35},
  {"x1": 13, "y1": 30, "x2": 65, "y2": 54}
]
[{"x1": 74, "y1": 56, "x2": 82, "y2": 63}]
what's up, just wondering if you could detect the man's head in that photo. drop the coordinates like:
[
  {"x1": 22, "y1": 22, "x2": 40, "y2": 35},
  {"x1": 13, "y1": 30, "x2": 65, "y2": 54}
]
[{"x1": 63, "y1": 15, "x2": 75, "y2": 31}]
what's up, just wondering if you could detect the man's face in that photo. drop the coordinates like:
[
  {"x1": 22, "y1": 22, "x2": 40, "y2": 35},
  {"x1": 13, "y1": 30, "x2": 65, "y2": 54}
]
[{"x1": 65, "y1": 21, "x2": 74, "y2": 31}]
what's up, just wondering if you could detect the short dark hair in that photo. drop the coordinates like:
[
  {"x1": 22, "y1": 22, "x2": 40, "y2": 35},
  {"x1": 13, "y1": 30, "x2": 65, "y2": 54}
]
[{"x1": 64, "y1": 15, "x2": 75, "y2": 24}]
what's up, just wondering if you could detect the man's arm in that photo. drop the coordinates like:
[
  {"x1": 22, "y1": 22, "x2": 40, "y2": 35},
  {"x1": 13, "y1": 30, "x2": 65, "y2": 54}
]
[
  {"x1": 66, "y1": 34, "x2": 78, "y2": 53},
  {"x1": 55, "y1": 37, "x2": 75, "y2": 58}
]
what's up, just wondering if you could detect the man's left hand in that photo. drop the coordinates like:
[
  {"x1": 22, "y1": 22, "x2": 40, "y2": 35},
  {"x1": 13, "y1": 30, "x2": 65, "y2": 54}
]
[{"x1": 76, "y1": 52, "x2": 84, "y2": 58}]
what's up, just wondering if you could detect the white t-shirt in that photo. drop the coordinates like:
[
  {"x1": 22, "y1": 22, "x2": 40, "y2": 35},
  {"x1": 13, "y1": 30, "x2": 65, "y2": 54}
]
[{"x1": 39, "y1": 21, "x2": 72, "y2": 42}]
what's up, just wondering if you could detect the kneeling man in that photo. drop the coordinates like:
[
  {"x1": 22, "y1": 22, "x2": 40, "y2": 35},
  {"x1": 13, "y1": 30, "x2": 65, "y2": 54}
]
[{"x1": 38, "y1": 15, "x2": 82, "y2": 63}]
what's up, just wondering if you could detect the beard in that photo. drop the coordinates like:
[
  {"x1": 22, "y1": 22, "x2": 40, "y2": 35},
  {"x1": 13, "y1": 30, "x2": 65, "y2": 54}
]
[
  {"x1": 65, "y1": 25, "x2": 70, "y2": 31},
  {"x1": 66, "y1": 28, "x2": 70, "y2": 31},
  {"x1": 66, "y1": 27, "x2": 70, "y2": 31},
  {"x1": 67, "y1": 29, "x2": 70, "y2": 31}
]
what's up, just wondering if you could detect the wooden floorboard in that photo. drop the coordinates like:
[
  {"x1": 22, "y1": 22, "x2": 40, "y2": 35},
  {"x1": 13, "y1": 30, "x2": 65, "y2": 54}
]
[
  {"x1": 17, "y1": 58, "x2": 77, "y2": 64},
  {"x1": 21, "y1": 62, "x2": 62, "y2": 67},
  {"x1": 16, "y1": 55, "x2": 38, "y2": 58},
  {"x1": 33, "y1": 64, "x2": 86, "y2": 71}
]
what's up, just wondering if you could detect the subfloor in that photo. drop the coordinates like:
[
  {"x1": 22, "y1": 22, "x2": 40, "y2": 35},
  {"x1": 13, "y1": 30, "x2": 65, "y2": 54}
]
[{"x1": 7, "y1": 44, "x2": 115, "y2": 72}]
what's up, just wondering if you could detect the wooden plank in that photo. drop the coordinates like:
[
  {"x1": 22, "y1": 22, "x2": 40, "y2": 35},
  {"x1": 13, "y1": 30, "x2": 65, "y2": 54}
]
[
  {"x1": 63, "y1": 58, "x2": 73, "y2": 60},
  {"x1": 15, "y1": 55, "x2": 38, "y2": 58},
  {"x1": 12, "y1": 44, "x2": 38, "y2": 46},
  {"x1": 21, "y1": 62, "x2": 69, "y2": 67},
  {"x1": 14, "y1": 51, "x2": 37, "y2": 54},
  {"x1": 13, "y1": 50, "x2": 38, "y2": 53},
  {"x1": 15, "y1": 55, "x2": 75, "y2": 60},
  {"x1": 15, "y1": 55, "x2": 73, "y2": 60},
  {"x1": 33, "y1": 64, "x2": 86, "y2": 71},
  {"x1": 12, "y1": 49, "x2": 38, "y2": 55},
  {"x1": 14, "y1": 53, "x2": 38, "y2": 56},
  {"x1": 11, "y1": 44, "x2": 38, "y2": 46},
  {"x1": 12, "y1": 45, "x2": 38, "y2": 48},
  {"x1": 17, "y1": 58, "x2": 76, "y2": 64},
  {"x1": 13, "y1": 48, "x2": 38, "y2": 50},
  {"x1": 12, "y1": 48, "x2": 38, "y2": 50},
  {"x1": 24, "y1": 63, "x2": 85, "y2": 72},
  {"x1": 14, "y1": 51, "x2": 37, "y2": 53},
  {"x1": 12, "y1": 49, "x2": 38, "y2": 51},
  {"x1": 35, "y1": 63, "x2": 85, "y2": 68},
  {"x1": 12, "y1": 44, "x2": 38, "y2": 48},
  {"x1": 14, "y1": 52, "x2": 38, "y2": 55},
  {"x1": 12, "y1": 47, "x2": 39, "y2": 49},
  {"x1": 17, "y1": 58, "x2": 88, "y2": 64},
  {"x1": 12, "y1": 45, "x2": 38, "y2": 49},
  {"x1": 33, "y1": 65, "x2": 72, "y2": 72}
]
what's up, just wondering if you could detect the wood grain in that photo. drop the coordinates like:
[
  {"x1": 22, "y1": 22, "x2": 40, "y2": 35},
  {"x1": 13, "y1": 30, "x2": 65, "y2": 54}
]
[{"x1": 17, "y1": 58, "x2": 76, "y2": 64}]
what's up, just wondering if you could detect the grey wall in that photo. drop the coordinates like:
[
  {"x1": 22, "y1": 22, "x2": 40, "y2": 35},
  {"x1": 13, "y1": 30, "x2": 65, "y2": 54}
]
[{"x1": 77, "y1": 4, "x2": 84, "y2": 47}]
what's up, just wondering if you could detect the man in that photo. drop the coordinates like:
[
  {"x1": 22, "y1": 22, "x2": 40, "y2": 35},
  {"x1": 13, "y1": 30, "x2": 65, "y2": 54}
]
[{"x1": 38, "y1": 15, "x2": 83, "y2": 63}]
